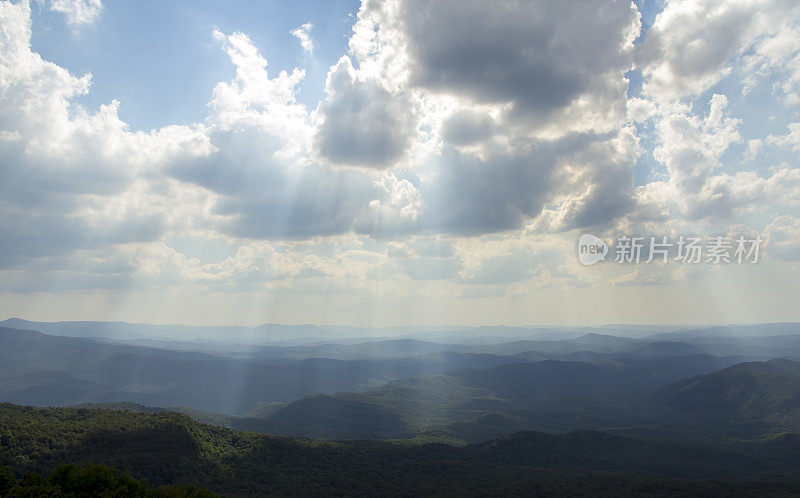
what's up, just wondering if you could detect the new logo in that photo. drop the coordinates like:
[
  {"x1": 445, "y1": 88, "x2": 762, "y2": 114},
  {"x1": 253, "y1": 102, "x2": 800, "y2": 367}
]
[{"x1": 578, "y1": 234, "x2": 608, "y2": 266}]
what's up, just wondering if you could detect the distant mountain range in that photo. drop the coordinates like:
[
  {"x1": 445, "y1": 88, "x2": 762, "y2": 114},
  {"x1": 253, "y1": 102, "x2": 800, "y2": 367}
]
[
  {"x1": 3, "y1": 321, "x2": 800, "y2": 442},
  {"x1": 4, "y1": 320, "x2": 800, "y2": 494},
  {"x1": 0, "y1": 326, "x2": 535, "y2": 414}
]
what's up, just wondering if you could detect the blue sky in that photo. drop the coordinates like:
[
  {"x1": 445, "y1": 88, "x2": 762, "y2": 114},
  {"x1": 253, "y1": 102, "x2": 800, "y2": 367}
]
[
  {"x1": 29, "y1": 0, "x2": 359, "y2": 130},
  {"x1": 1, "y1": 0, "x2": 800, "y2": 326}
]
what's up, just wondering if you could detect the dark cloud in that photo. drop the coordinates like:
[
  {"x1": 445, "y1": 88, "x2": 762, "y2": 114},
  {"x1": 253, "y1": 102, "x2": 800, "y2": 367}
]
[
  {"x1": 0, "y1": 210, "x2": 165, "y2": 269},
  {"x1": 314, "y1": 57, "x2": 416, "y2": 168},
  {"x1": 441, "y1": 110, "x2": 495, "y2": 145},
  {"x1": 398, "y1": 0, "x2": 639, "y2": 116},
  {"x1": 419, "y1": 131, "x2": 630, "y2": 235},
  {"x1": 212, "y1": 166, "x2": 374, "y2": 239},
  {"x1": 419, "y1": 144, "x2": 554, "y2": 235}
]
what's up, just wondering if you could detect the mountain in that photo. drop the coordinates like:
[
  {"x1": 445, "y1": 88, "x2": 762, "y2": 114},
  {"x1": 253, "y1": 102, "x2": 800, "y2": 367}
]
[
  {"x1": 467, "y1": 334, "x2": 718, "y2": 357},
  {"x1": 0, "y1": 326, "x2": 528, "y2": 414},
  {"x1": 470, "y1": 333, "x2": 639, "y2": 355},
  {"x1": 5, "y1": 321, "x2": 799, "y2": 443},
  {"x1": 0, "y1": 319, "x2": 597, "y2": 345},
  {"x1": 71, "y1": 402, "x2": 289, "y2": 434},
  {"x1": 240, "y1": 338, "x2": 472, "y2": 360},
  {"x1": 626, "y1": 341, "x2": 706, "y2": 356},
  {"x1": 6, "y1": 320, "x2": 800, "y2": 494},
  {"x1": 266, "y1": 393, "x2": 407, "y2": 438},
  {"x1": 0, "y1": 318, "x2": 349, "y2": 344},
  {"x1": 0, "y1": 462, "x2": 218, "y2": 497},
  {"x1": 649, "y1": 323, "x2": 800, "y2": 341},
  {"x1": 661, "y1": 358, "x2": 800, "y2": 434},
  {"x1": 2, "y1": 403, "x2": 800, "y2": 496},
  {"x1": 265, "y1": 355, "x2": 747, "y2": 439}
]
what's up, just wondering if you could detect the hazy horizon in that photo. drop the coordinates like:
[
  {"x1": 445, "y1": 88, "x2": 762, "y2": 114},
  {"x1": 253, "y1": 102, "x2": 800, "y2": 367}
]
[{"x1": 2, "y1": 315, "x2": 789, "y2": 330}]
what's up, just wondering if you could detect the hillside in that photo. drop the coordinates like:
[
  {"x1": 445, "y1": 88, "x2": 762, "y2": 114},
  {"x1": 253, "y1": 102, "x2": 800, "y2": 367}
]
[
  {"x1": 0, "y1": 326, "x2": 528, "y2": 415},
  {"x1": 3, "y1": 403, "x2": 800, "y2": 496},
  {"x1": 661, "y1": 358, "x2": 800, "y2": 433},
  {"x1": 265, "y1": 355, "x2": 747, "y2": 439},
  {"x1": 0, "y1": 463, "x2": 217, "y2": 497}
]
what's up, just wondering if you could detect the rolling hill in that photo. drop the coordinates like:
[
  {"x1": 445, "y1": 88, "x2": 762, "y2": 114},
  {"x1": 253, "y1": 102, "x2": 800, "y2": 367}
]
[
  {"x1": 2, "y1": 403, "x2": 800, "y2": 496},
  {"x1": 661, "y1": 358, "x2": 800, "y2": 434},
  {"x1": 263, "y1": 355, "x2": 748, "y2": 439},
  {"x1": 0, "y1": 326, "x2": 529, "y2": 414}
]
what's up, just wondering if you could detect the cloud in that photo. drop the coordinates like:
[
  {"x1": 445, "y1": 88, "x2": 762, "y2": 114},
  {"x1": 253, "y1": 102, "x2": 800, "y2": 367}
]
[
  {"x1": 313, "y1": 56, "x2": 417, "y2": 169},
  {"x1": 418, "y1": 144, "x2": 556, "y2": 235},
  {"x1": 440, "y1": 110, "x2": 495, "y2": 146},
  {"x1": 363, "y1": 0, "x2": 639, "y2": 134},
  {"x1": 290, "y1": 22, "x2": 314, "y2": 54},
  {"x1": 765, "y1": 215, "x2": 800, "y2": 261},
  {"x1": 339, "y1": 0, "x2": 643, "y2": 236},
  {"x1": 767, "y1": 123, "x2": 800, "y2": 152},
  {"x1": 49, "y1": 0, "x2": 102, "y2": 27},
  {"x1": 3, "y1": 0, "x2": 800, "y2": 320},
  {"x1": 530, "y1": 128, "x2": 638, "y2": 232},
  {"x1": 654, "y1": 95, "x2": 742, "y2": 194},
  {"x1": 632, "y1": 93, "x2": 800, "y2": 225},
  {"x1": 639, "y1": 0, "x2": 800, "y2": 101},
  {"x1": 355, "y1": 173, "x2": 422, "y2": 236},
  {"x1": 0, "y1": 0, "x2": 207, "y2": 267},
  {"x1": 400, "y1": 256, "x2": 460, "y2": 281},
  {"x1": 164, "y1": 31, "x2": 401, "y2": 239}
]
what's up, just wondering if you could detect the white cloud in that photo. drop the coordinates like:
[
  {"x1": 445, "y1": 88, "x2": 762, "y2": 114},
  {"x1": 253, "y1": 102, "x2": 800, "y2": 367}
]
[
  {"x1": 639, "y1": 0, "x2": 800, "y2": 101},
  {"x1": 49, "y1": 0, "x2": 101, "y2": 27},
  {"x1": 766, "y1": 123, "x2": 800, "y2": 152},
  {"x1": 630, "y1": 92, "x2": 800, "y2": 227},
  {"x1": 0, "y1": 0, "x2": 210, "y2": 267},
  {"x1": 765, "y1": 215, "x2": 800, "y2": 261},
  {"x1": 358, "y1": 173, "x2": 422, "y2": 232},
  {"x1": 290, "y1": 22, "x2": 314, "y2": 54},
  {"x1": 653, "y1": 95, "x2": 742, "y2": 194},
  {"x1": 2, "y1": 0, "x2": 800, "y2": 324},
  {"x1": 339, "y1": 0, "x2": 644, "y2": 236}
]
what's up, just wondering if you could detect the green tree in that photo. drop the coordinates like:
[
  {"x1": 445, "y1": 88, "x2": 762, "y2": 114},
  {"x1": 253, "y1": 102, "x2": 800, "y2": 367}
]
[{"x1": 0, "y1": 465, "x2": 15, "y2": 494}]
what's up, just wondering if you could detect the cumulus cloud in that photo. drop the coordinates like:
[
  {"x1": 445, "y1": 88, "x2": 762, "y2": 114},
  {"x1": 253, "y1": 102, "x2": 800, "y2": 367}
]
[
  {"x1": 355, "y1": 173, "x2": 422, "y2": 236},
  {"x1": 0, "y1": 0, "x2": 207, "y2": 267},
  {"x1": 639, "y1": 0, "x2": 800, "y2": 101},
  {"x1": 767, "y1": 123, "x2": 800, "y2": 152},
  {"x1": 3, "y1": 0, "x2": 800, "y2": 319},
  {"x1": 630, "y1": 92, "x2": 800, "y2": 226},
  {"x1": 654, "y1": 94, "x2": 742, "y2": 194},
  {"x1": 49, "y1": 0, "x2": 102, "y2": 27},
  {"x1": 765, "y1": 215, "x2": 800, "y2": 261},
  {"x1": 335, "y1": 0, "x2": 644, "y2": 236},
  {"x1": 313, "y1": 56, "x2": 417, "y2": 168},
  {"x1": 440, "y1": 110, "x2": 496, "y2": 146},
  {"x1": 531, "y1": 128, "x2": 638, "y2": 232},
  {"x1": 290, "y1": 22, "x2": 314, "y2": 54},
  {"x1": 742, "y1": 17, "x2": 800, "y2": 104},
  {"x1": 166, "y1": 31, "x2": 381, "y2": 239},
  {"x1": 374, "y1": 0, "x2": 639, "y2": 133}
]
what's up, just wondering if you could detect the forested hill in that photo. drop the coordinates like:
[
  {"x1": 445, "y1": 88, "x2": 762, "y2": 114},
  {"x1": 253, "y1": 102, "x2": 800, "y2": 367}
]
[
  {"x1": 3, "y1": 403, "x2": 800, "y2": 496},
  {"x1": 0, "y1": 463, "x2": 218, "y2": 497}
]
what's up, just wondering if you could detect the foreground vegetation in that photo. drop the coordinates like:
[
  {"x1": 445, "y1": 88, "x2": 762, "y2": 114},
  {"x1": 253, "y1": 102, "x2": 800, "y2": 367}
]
[
  {"x1": 0, "y1": 462, "x2": 216, "y2": 497},
  {"x1": 3, "y1": 403, "x2": 800, "y2": 496}
]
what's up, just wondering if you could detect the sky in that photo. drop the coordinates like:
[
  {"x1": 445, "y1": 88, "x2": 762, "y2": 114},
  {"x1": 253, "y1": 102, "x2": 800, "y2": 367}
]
[{"x1": 0, "y1": 0, "x2": 799, "y2": 327}]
